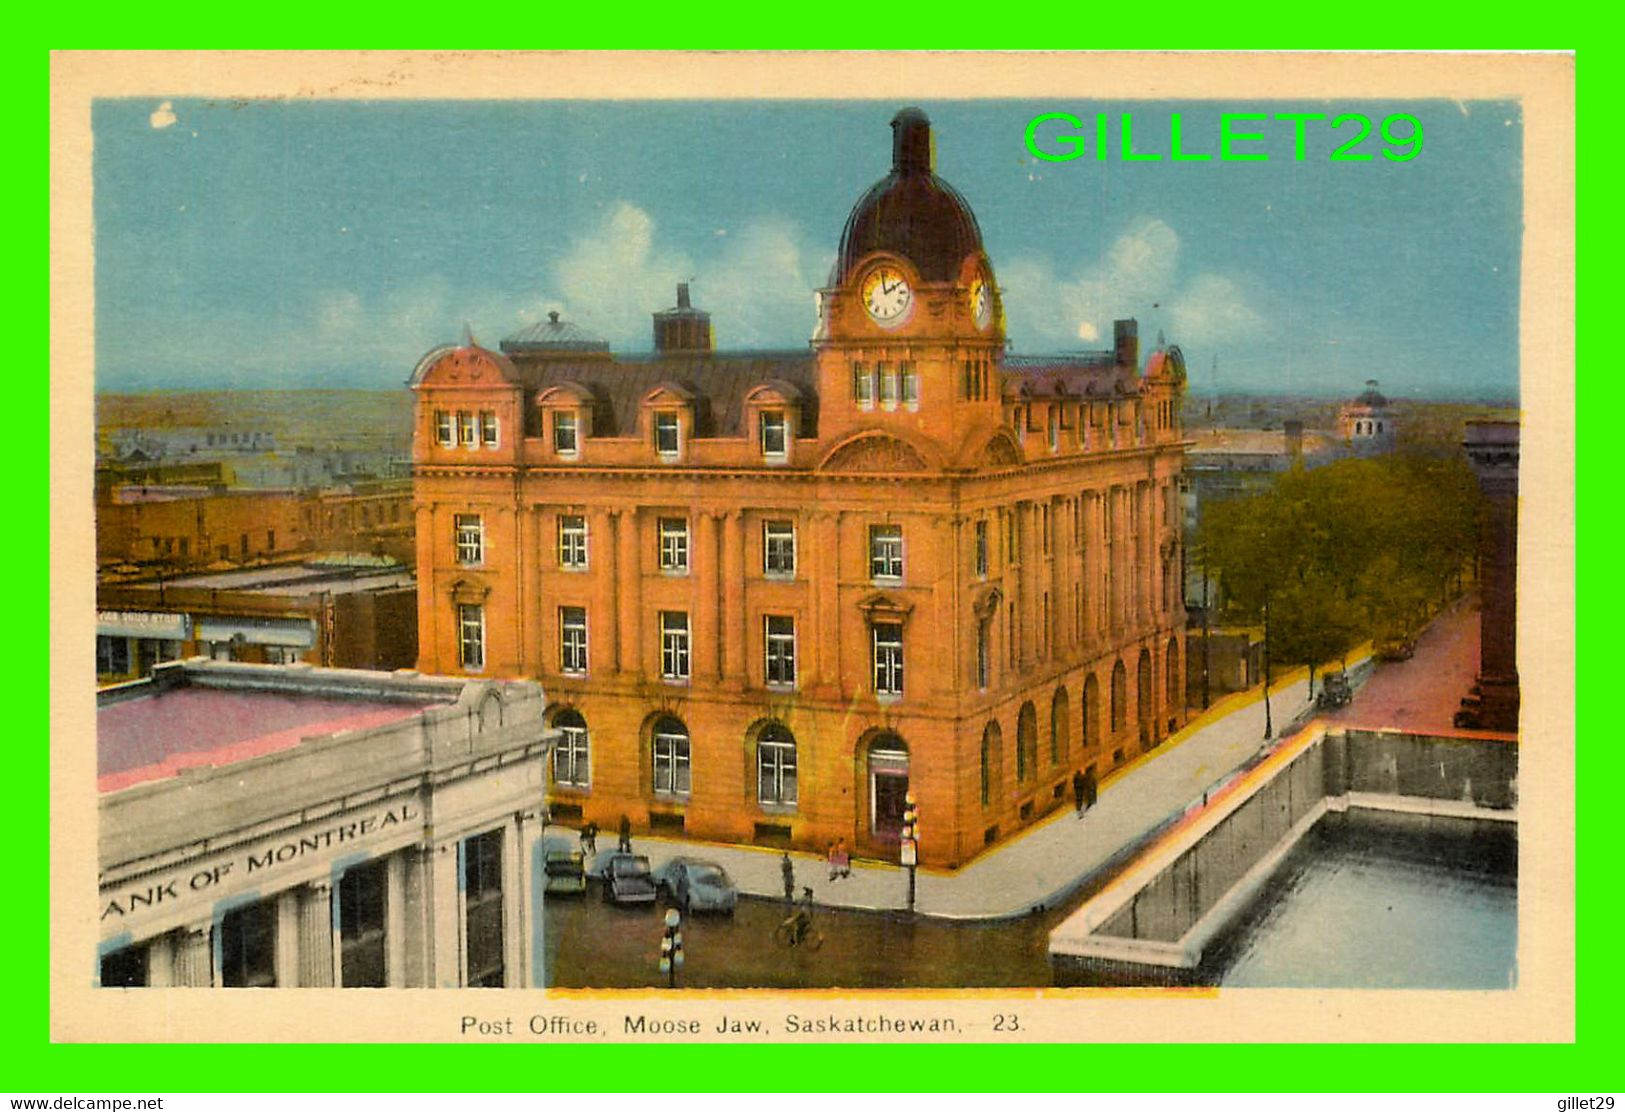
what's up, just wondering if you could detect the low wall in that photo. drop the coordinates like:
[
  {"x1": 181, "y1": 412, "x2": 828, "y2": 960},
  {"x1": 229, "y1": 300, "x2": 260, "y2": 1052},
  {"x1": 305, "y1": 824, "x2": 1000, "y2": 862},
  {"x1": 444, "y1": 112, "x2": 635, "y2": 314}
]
[{"x1": 1049, "y1": 726, "x2": 1517, "y2": 986}]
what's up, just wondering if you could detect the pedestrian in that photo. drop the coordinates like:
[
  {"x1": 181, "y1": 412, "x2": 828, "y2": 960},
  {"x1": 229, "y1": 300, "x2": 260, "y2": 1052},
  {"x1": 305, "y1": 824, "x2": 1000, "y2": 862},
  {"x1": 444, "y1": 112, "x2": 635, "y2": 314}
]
[
  {"x1": 1084, "y1": 767, "x2": 1098, "y2": 809},
  {"x1": 1072, "y1": 769, "x2": 1088, "y2": 818},
  {"x1": 835, "y1": 838, "x2": 851, "y2": 879},
  {"x1": 781, "y1": 851, "x2": 795, "y2": 904},
  {"x1": 580, "y1": 820, "x2": 598, "y2": 856},
  {"x1": 617, "y1": 814, "x2": 632, "y2": 854},
  {"x1": 826, "y1": 840, "x2": 840, "y2": 882}
]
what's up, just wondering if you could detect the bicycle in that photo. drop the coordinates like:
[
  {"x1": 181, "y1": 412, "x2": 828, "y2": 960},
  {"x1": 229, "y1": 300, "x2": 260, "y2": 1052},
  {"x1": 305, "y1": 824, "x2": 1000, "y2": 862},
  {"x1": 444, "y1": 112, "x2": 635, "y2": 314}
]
[{"x1": 773, "y1": 888, "x2": 825, "y2": 950}]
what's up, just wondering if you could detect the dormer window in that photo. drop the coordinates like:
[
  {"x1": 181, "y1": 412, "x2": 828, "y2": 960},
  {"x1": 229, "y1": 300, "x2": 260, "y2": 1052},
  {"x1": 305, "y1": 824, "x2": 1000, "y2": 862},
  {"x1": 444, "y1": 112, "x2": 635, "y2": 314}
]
[
  {"x1": 435, "y1": 411, "x2": 454, "y2": 447},
  {"x1": 761, "y1": 412, "x2": 787, "y2": 460},
  {"x1": 480, "y1": 411, "x2": 499, "y2": 447},
  {"x1": 553, "y1": 411, "x2": 578, "y2": 455},
  {"x1": 457, "y1": 411, "x2": 477, "y2": 447},
  {"x1": 654, "y1": 412, "x2": 681, "y2": 458}
]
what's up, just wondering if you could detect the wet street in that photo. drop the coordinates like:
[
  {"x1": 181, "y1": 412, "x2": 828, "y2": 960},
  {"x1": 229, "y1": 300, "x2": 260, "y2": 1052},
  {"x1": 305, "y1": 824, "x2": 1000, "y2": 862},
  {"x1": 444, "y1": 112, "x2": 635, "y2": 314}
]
[{"x1": 541, "y1": 886, "x2": 1069, "y2": 989}]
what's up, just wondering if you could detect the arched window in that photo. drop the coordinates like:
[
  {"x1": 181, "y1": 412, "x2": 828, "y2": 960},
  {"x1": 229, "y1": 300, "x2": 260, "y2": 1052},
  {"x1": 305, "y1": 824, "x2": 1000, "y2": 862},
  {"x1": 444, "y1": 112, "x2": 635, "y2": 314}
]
[
  {"x1": 1050, "y1": 687, "x2": 1071, "y2": 765},
  {"x1": 1017, "y1": 702, "x2": 1037, "y2": 782},
  {"x1": 1083, "y1": 673, "x2": 1101, "y2": 747},
  {"x1": 652, "y1": 715, "x2": 690, "y2": 796},
  {"x1": 1111, "y1": 661, "x2": 1128, "y2": 733},
  {"x1": 552, "y1": 709, "x2": 589, "y2": 788},
  {"x1": 757, "y1": 723, "x2": 797, "y2": 806},
  {"x1": 1138, "y1": 649, "x2": 1154, "y2": 725},
  {"x1": 980, "y1": 721, "x2": 1002, "y2": 807}
]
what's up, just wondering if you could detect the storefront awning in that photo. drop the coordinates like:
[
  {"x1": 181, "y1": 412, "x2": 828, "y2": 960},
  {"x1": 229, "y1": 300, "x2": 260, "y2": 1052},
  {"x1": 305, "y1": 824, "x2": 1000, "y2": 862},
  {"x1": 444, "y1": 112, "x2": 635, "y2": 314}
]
[
  {"x1": 96, "y1": 611, "x2": 190, "y2": 641},
  {"x1": 194, "y1": 617, "x2": 316, "y2": 648}
]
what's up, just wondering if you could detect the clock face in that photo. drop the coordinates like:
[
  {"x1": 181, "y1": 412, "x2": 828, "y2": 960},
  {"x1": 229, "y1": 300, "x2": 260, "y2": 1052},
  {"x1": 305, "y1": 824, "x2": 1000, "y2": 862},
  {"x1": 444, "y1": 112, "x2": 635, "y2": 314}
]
[
  {"x1": 861, "y1": 266, "x2": 912, "y2": 324},
  {"x1": 969, "y1": 276, "x2": 992, "y2": 329}
]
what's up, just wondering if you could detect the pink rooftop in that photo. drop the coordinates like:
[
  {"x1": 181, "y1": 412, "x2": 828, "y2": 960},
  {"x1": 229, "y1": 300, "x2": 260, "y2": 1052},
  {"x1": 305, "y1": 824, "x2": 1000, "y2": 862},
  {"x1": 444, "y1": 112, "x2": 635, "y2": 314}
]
[{"x1": 97, "y1": 687, "x2": 439, "y2": 793}]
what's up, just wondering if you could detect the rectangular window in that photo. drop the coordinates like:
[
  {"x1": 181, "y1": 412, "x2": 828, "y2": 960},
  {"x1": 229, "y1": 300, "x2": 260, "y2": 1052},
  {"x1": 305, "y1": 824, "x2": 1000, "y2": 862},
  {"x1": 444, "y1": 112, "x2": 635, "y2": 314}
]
[
  {"x1": 869, "y1": 524, "x2": 903, "y2": 580},
  {"x1": 873, "y1": 623, "x2": 904, "y2": 697},
  {"x1": 560, "y1": 607, "x2": 588, "y2": 674},
  {"x1": 758, "y1": 735, "x2": 797, "y2": 806},
  {"x1": 1048, "y1": 410, "x2": 1060, "y2": 451},
  {"x1": 458, "y1": 604, "x2": 485, "y2": 670},
  {"x1": 1007, "y1": 511, "x2": 1021, "y2": 566},
  {"x1": 765, "y1": 615, "x2": 796, "y2": 688},
  {"x1": 220, "y1": 898, "x2": 278, "y2": 988},
  {"x1": 99, "y1": 943, "x2": 148, "y2": 988},
  {"x1": 435, "y1": 411, "x2": 453, "y2": 447},
  {"x1": 761, "y1": 411, "x2": 787, "y2": 458},
  {"x1": 653, "y1": 730, "x2": 691, "y2": 795},
  {"x1": 975, "y1": 520, "x2": 989, "y2": 578},
  {"x1": 96, "y1": 635, "x2": 130, "y2": 676},
  {"x1": 480, "y1": 410, "x2": 499, "y2": 447},
  {"x1": 457, "y1": 411, "x2": 477, "y2": 447},
  {"x1": 454, "y1": 513, "x2": 483, "y2": 565},
  {"x1": 554, "y1": 721, "x2": 589, "y2": 787},
  {"x1": 553, "y1": 411, "x2": 578, "y2": 454},
  {"x1": 654, "y1": 412, "x2": 680, "y2": 456},
  {"x1": 977, "y1": 620, "x2": 990, "y2": 690},
  {"x1": 658, "y1": 518, "x2": 690, "y2": 572},
  {"x1": 878, "y1": 361, "x2": 898, "y2": 407},
  {"x1": 852, "y1": 362, "x2": 873, "y2": 407},
  {"x1": 558, "y1": 515, "x2": 588, "y2": 569},
  {"x1": 463, "y1": 830, "x2": 504, "y2": 988},
  {"x1": 1042, "y1": 505, "x2": 1052, "y2": 555},
  {"x1": 900, "y1": 362, "x2": 918, "y2": 407},
  {"x1": 660, "y1": 611, "x2": 690, "y2": 681},
  {"x1": 338, "y1": 859, "x2": 388, "y2": 988},
  {"x1": 763, "y1": 520, "x2": 796, "y2": 577}
]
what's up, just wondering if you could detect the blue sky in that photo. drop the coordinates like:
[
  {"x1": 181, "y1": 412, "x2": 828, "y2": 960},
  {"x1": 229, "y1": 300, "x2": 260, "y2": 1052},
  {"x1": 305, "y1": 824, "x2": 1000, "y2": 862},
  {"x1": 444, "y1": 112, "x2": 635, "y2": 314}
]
[{"x1": 92, "y1": 99, "x2": 1522, "y2": 399}]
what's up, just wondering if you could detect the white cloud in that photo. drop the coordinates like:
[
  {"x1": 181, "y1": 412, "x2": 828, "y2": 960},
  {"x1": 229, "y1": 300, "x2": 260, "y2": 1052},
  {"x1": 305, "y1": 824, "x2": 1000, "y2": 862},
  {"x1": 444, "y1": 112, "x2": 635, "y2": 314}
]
[
  {"x1": 548, "y1": 201, "x2": 692, "y2": 344},
  {"x1": 149, "y1": 101, "x2": 177, "y2": 130},
  {"x1": 1001, "y1": 217, "x2": 1263, "y2": 354}
]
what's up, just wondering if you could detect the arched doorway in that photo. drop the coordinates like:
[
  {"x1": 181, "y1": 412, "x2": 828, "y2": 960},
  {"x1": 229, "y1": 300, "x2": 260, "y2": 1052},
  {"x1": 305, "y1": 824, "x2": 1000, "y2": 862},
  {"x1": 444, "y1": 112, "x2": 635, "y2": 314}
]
[
  {"x1": 866, "y1": 733, "x2": 910, "y2": 843},
  {"x1": 980, "y1": 721, "x2": 1002, "y2": 808}
]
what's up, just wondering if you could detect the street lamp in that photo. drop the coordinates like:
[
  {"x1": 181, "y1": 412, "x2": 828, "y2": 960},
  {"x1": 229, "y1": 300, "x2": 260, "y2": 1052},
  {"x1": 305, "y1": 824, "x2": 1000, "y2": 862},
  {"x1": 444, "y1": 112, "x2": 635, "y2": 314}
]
[
  {"x1": 900, "y1": 792, "x2": 919, "y2": 914},
  {"x1": 659, "y1": 907, "x2": 684, "y2": 988}
]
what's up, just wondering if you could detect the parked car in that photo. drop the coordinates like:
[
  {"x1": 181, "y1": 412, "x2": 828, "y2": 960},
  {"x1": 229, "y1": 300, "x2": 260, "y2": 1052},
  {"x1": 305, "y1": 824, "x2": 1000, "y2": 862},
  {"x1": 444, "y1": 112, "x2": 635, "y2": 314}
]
[
  {"x1": 653, "y1": 857, "x2": 738, "y2": 914},
  {"x1": 542, "y1": 849, "x2": 587, "y2": 895},
  {"x1": 1377, "y1": 637, "x2": 1416, "y2": 662},
  {"x1": 1316, "y1": 671, "x2": 1353, "y2": 710},
  {"x1": 596, "y1": 852, "x2": 657, "y2": 905}
]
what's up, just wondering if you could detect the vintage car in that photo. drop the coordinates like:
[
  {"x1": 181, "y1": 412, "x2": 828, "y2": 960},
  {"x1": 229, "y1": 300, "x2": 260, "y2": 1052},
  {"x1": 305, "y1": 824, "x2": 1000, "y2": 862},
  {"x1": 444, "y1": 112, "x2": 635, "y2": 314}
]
[
  {"x1": 596, "y1": 852, "x2": 658, "y2": 905},
  {"x1": 1316, "y1": 671, "x2": 1353, "y2": 710},
  {"x1": 652, "y1": 857, "x2": 739, "y2": 914},
  {"x1": 542, "y1": 849, "x2": 587, "y2": 895}
]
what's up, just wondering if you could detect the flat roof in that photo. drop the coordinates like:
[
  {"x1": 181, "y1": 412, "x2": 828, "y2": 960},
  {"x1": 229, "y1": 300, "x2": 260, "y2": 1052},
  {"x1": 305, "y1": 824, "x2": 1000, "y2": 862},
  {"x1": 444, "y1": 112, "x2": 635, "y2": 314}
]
[
  {"x1": 97, "y1": 687, "x2": 438, "y2": 793},
  {"x1": 163, "y1": 564, "x2": 412, "y2": 595}
]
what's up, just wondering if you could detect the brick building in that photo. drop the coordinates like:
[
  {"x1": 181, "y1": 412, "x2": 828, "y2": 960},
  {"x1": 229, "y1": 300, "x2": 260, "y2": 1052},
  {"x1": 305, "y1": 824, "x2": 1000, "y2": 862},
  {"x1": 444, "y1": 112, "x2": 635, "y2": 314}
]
[{"x1": 410, "y1": 109, "x2": 1188, "y2": 867}]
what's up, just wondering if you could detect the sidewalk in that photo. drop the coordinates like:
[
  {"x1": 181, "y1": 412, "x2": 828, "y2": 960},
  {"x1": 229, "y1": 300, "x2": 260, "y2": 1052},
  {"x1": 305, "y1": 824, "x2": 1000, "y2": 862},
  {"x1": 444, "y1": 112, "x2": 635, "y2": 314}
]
[{"x1": 542, "y1": 662, "x2": 1362, "y2": 921}]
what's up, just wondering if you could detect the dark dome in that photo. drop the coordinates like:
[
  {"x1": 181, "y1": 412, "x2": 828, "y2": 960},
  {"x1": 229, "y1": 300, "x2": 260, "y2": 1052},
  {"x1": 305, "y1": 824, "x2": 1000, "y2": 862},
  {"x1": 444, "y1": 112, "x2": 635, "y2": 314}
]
[
  {"x1": 1353, "y1": 379, "x2": 1390, "y2": 407},
  {"x1": 834, "y1": 108, "x2": 985, "y2": 285}
]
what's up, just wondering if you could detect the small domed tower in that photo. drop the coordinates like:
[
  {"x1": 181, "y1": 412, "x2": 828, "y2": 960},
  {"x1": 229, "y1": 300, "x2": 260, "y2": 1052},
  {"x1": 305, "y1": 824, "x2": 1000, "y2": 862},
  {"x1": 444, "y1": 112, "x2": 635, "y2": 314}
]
[
  {"x1": 815, "y1": 108, "x2": 1004, "y2": 455},
  {"x1": 1338, "y1": 379, "x2": 1397, "y2": 453}
]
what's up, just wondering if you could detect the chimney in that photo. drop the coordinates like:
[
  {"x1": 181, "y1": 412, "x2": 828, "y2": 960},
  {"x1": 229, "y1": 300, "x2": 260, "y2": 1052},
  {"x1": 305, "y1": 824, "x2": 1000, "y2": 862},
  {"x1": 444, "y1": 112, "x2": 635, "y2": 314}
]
[
  {"x1": 1114, "y1": 319, "x2": 1139, "y2": 370},
  {"x1": 653, "y1": 282, "x2": 713, "y2": 353},
  {"x1": 1284, "y1": 419, "x2": 1304, "y2": 461}
]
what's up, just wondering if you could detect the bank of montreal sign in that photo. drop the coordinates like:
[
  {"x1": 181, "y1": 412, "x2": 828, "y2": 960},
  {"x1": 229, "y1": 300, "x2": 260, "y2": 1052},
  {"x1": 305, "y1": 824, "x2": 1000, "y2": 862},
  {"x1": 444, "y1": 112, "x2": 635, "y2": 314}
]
[{"x1": 100, "y1": 798, "x2": 423, "y2": 939}]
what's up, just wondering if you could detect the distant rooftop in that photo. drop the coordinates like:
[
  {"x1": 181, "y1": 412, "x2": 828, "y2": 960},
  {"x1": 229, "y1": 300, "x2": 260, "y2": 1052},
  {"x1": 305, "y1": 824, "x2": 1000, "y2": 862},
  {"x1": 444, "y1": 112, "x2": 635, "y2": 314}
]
[
  {"x1": 500, "y1": 311, "x2": 611, "y2": 354},
  {"x1": 1187, "y1": 427, "x2": 1339, "y2": 458},
  {"x1": 97, "y1": 682, "x2": 445, "y2": 793},
  {"x1": 160, "y1": 557, "x2": 411, "y2": 595}
]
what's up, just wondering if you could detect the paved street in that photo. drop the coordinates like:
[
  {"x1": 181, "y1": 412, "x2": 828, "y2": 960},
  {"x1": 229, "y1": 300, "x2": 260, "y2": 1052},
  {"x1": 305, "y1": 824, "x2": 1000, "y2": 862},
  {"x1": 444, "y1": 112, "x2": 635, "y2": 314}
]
[{"x1": 544, "y1": 654, "x2": 1361, "y2": 923}]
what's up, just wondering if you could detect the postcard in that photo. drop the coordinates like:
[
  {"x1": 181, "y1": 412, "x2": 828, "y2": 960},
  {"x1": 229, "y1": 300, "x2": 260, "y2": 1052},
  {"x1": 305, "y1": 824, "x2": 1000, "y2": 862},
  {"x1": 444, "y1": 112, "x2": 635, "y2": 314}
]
[{"x1": 50, "y1": 50, "x2": 1575, "y2": 1044}]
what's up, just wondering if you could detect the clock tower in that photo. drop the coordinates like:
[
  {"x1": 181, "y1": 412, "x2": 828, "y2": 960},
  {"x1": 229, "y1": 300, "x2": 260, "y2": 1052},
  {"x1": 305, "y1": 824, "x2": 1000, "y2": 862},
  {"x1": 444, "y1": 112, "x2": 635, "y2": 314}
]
[{"x1": 816, "y1": 108, "x2": 1006, "y2": 458}]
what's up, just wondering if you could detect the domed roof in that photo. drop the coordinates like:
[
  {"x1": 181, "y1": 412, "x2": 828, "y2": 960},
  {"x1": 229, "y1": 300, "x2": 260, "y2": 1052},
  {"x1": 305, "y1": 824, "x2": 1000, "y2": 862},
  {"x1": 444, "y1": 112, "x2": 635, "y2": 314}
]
[
  {"x1": 1352, "y1": 379, "x2": 1390, "y2": 407},
  {"x1": 409, "y1": 340, "x2": 520, "y2": 386},
  {"x1": 501, "y1": 311, "x2": 610, "y2": 354},
  {"x1": 833, "y1": 108, "x2": 985, "y2": 285}
]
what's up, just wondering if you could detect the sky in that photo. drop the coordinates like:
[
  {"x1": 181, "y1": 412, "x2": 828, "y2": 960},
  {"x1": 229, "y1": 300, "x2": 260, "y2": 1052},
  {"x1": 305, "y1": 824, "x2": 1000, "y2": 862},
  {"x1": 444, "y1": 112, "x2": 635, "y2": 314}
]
[{"x1": 92, "y1": 99, "x2": 1522, "y2": 399}]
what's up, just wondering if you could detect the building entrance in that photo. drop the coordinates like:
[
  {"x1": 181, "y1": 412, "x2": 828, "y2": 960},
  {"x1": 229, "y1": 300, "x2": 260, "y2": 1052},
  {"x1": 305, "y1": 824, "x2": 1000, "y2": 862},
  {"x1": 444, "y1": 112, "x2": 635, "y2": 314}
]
[{"x1": 867, "y1": 738, "x2": 910, "y2": 842}]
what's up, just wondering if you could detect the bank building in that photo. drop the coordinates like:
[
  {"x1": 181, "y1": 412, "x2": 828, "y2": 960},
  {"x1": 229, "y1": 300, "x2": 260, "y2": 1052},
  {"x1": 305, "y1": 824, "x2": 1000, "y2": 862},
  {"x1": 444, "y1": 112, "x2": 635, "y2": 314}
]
[
  {"x1": 411, "y1": 109, "x2": 1189, "y2": 868},
  {"x1": 96, "y1": 659, "x2": 555, "y2": 987}
]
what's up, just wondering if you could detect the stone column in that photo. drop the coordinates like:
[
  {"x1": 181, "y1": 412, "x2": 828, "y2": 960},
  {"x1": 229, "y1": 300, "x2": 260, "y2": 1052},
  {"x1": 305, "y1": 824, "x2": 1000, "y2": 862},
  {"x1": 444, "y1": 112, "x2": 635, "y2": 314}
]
[
  {"x1": 1463, "y1": 421, "x2": 1520, "y2": 732},
  {"x1": 1018, "y1": 502, "x2": 1037, "y2": 671},
  {"x1": 516, "y1": 810, "x2": 545, "y2": 989},
  {"x1": 1049, "y1": 496, "x2": 1065, "y2": 658},
  {"x1": 146, "y1": 932, "x2": 176, "y2": 987},
  {"x1": 721, "y1": 510, "x2": 746, "y2": 686},
  {"x1": 602, "y1": 508, "x2": 621, "y2": 674},
  {"x1": 813, "y1": 511, "x2": 841, "y2": 694},
  {"x1": 173, "y1": 923, "x2": 212, "y2": 988},
  {"x1": 616, "y1": 508, "x2": 642, "y2": 678},
  {"x1": 502, "y1": 818, "x2": 524, "y2": 989},
  {"x1": 430, "y1": 840, "x2": 464, "y2": 988},
  {"x1": 589, "y1": 508, "x2": 614, "y2": 675},
  {"x1": 400, "y1": 845, "x2": 434, "y2": 988},
  {"x1": 297, "y1": 881, "x2": 335, "y2": 988},
  {"x1": 276, "y1": 889, "x2": 302, "y2": 987},
  {"x1": 385, "y1": 851, "x2": 408, "y2": 988}
]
